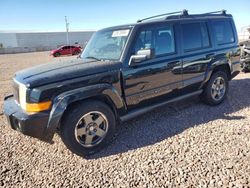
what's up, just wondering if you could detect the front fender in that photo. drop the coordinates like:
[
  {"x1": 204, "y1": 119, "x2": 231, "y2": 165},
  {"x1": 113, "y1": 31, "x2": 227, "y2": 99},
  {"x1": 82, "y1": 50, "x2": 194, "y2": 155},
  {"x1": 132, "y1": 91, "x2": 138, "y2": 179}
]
[{"x1": 43, "y1": 84, "x2": 126, "y2": 141}]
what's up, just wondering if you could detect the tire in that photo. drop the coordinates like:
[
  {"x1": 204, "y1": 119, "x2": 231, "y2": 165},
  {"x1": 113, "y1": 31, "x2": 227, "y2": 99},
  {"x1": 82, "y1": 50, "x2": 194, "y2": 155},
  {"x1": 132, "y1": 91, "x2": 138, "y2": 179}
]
[
  {"x1": 54, "y1": 52, "x2": 60, "y2": 57},
  {"x1": 201, "y1": 71, "x2": 228, "y2": 106},
  {"x1": 60, "y1": 100, "x2": 116, "y2": 156},
  {"x1": 72, "y1": 51, "x2": 79, "y2": 55}
]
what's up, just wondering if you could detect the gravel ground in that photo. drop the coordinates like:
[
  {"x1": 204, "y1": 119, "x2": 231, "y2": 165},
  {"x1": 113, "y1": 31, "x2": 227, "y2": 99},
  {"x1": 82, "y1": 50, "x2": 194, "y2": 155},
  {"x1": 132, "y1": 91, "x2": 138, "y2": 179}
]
[{"x1": 0, "y1": 52, "x2": 250, "y2": 187}]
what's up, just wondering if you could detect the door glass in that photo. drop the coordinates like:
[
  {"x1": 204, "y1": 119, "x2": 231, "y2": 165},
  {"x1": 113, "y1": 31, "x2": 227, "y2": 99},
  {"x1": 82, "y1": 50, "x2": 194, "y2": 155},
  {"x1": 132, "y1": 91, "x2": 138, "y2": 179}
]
[
  {"x1": 155, "y1": 27, "x2": 175, "y2": 55},
  {"x1": 133, "y1": 25, "x2": 175, "y2": 56},
  {"x1": 134, "y1": 30, "x2": 152, "y2": 52},
  {"x1": 182, "y1": 22, "x2": 210, "y2": 51},
  {"x1": 200, "y1": 23, "x2": 210, "y2": 48},
  {"x1": 63, "y1": 46, "x2": 69, "y2": 50}
]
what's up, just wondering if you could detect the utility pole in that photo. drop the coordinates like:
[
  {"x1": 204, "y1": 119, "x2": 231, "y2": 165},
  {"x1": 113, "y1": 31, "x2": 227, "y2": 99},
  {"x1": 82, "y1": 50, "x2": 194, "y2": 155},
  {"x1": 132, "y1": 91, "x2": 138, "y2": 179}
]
[{"x1": 65, "y1": 16, "x2": 69, "y2": 45}]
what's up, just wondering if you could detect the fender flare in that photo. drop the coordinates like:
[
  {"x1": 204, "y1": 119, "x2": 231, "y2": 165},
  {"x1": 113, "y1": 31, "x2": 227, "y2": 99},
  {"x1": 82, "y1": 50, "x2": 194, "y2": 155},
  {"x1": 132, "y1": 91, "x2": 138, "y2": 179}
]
[
  {"x1": 43, "y1": 84, "x2": 126, "y2": 141},
  {"x1": 201, "y1": 58, "x2": 231, "y2": 88}
]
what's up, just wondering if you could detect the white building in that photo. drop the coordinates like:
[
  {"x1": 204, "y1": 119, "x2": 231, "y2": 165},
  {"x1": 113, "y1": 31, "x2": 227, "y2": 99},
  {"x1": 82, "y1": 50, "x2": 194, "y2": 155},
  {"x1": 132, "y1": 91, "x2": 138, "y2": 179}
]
[
  {"x1": 0, "y1": 31, "x2": 94, "y2": 54},
  {"x1": 238, "y1": 26, "x2": 250, "y2": 42}
]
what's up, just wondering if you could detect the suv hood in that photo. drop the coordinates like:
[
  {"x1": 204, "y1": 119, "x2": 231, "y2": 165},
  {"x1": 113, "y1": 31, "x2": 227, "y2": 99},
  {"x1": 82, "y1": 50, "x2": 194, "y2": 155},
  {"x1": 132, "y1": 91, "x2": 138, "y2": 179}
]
[{"x1": 14, "y1": 59, "x2": 122, "y2": 88}]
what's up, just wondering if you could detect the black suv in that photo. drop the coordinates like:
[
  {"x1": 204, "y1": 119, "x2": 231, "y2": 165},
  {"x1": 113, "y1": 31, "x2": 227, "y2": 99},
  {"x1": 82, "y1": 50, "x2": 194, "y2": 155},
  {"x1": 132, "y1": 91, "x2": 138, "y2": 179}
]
[{"x1": 3, "y1": 10, "x2": 241, "y2": 156}]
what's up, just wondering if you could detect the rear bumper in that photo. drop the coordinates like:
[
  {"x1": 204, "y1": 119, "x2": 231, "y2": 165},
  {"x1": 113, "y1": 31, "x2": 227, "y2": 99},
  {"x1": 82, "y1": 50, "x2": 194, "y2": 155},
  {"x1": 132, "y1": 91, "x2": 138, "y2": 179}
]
[
  {"x1": 3, "y1": 95, "x2": 53, "y2": 142},
  {"x1": 240, "y1": 57, "x2": 250, "y2": 66},
  {"x1": 231, "y1": 61, "x2": 241, "y2": 79}
]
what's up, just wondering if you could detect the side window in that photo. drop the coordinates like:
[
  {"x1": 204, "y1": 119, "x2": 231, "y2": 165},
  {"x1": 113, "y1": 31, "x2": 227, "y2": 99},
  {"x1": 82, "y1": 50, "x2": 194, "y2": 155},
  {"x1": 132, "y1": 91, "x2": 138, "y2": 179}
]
[
  {"x1": 134, "y1": 30, "x2": 153, "y2": 52},
  {"x1": 133, "y1": 25, "x2": 175, "y2": 56},
  {"x1": 213, "y1": 20, "x2": 235, "y2": 45},
  {"x1": 181, "y1": 22, "x2": 210, "y2": 52},
  {"x1": 200, "y1": 23, "x2": 210, "y2": 47},
  {"x1": 155, "y1": 27, "x2": 175, "y2": 55},
  {"x1": 63, "y1": 46, "x2": 69, "y2": 49}
]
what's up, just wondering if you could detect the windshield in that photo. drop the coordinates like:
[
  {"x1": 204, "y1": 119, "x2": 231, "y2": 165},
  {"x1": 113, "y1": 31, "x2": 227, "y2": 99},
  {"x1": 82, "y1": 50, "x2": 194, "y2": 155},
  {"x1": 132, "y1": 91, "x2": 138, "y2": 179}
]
[{"x1": 81, "y1": 28, "x2": 130, "y2": 61}]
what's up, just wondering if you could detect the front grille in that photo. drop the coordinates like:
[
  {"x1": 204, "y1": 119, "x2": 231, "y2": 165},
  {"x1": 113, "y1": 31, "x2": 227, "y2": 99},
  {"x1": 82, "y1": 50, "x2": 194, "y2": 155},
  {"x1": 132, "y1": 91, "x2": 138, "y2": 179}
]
[{"x1": 13, "y1": 81, "x2": 20, "y2": 104}]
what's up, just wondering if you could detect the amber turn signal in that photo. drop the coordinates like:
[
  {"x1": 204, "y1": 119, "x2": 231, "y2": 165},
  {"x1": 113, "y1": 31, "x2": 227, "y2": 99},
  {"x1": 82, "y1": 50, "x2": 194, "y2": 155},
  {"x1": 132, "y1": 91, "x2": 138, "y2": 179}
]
[{"x1": 26, "y1": 101, "x2": 52, "y2": 112}]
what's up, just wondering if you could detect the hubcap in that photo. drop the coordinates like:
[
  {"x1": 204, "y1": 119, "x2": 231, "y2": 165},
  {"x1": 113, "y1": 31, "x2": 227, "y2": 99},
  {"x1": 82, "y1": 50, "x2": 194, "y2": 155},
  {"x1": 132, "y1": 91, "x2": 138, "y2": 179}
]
[
  {"x1": 211, "y1": 76, "x2": 226, "y2": 101},
  {"x1": 74, "y1": 111, "x2": 108, "y2": 147}
]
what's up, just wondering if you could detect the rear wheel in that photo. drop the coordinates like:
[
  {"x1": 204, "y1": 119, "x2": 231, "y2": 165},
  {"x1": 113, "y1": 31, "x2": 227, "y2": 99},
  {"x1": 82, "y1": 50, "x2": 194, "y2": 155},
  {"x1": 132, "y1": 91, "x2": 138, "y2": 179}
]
[
  {"x1": 201, "y1": 71, "x2": 228, "y2": 105},
  {"x1": 60, "y1": 100, "x2": 116, "y2": 156},
  {"x1": 72, "y1": 51, "x2": 80, "y2": 55}
]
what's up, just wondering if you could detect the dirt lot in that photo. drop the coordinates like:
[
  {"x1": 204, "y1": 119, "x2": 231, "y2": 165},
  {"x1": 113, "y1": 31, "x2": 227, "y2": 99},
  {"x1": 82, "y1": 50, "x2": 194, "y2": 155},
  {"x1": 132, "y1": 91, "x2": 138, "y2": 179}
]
[{"x1": 0, "y1": 51, "x2": 250, "y2": 187}]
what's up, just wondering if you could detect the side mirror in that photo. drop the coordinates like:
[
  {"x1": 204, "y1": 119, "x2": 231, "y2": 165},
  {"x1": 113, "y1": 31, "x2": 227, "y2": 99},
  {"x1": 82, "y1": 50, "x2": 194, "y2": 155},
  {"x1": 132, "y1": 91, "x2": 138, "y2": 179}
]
[{"x1": 129, "y1": 49, "x2": 155, "y2": 66}]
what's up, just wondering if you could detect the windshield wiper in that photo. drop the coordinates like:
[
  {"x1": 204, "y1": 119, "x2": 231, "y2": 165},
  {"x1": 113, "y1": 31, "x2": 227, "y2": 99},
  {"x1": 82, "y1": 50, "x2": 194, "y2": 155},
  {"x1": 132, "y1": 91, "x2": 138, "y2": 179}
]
[{"x1": 84, "y1": 56, "x2": 101, "y2": 61}]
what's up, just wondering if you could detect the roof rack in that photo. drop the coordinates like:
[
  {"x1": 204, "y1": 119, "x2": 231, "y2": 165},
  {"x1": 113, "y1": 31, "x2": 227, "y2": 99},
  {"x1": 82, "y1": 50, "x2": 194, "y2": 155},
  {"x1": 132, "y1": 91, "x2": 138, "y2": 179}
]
[
  {"x1": 200, "y1": 10, "x2": 227, "y2": 16},
  {"x1": 137, "y1": 9, "x2": 188, "y2": 23},
  {"x1": 137, "y1": 9, "x2": 228, "y2": 23}
]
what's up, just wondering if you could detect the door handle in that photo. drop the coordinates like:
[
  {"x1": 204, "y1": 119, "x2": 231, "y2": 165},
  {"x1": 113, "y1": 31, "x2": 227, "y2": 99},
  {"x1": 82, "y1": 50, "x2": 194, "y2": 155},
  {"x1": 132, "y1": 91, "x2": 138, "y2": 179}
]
[{"x1": 205, "y1": 53, "x2": 215, "y2": 59}]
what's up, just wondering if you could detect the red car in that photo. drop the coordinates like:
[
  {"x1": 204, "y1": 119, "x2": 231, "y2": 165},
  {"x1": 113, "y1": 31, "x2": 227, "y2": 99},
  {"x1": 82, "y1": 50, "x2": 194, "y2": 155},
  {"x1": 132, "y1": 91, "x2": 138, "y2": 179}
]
[{"x1": 50, "y1": 45, "x2": 82, "y2": 57}]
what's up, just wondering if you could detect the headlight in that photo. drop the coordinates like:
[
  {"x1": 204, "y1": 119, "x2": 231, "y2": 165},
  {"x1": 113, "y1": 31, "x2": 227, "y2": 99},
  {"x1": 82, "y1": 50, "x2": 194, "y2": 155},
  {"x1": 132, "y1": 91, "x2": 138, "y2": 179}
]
[
  {"x1": 19, "y1": 82, "x2": 27, "y2": 111},
  {"x1": 15, "y1": 80, "x2": 51, "y2": 113}
]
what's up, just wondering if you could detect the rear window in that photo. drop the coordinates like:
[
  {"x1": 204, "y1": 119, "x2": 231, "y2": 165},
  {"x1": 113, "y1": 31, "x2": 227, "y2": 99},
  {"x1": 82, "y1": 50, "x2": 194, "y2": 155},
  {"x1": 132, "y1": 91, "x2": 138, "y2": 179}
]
[
  {"x1": 212, "y1": 20, "x2": 235, "y2": 45},
  {"x1": 181, "y1": 22, "x2": 210, "y2": 52}
]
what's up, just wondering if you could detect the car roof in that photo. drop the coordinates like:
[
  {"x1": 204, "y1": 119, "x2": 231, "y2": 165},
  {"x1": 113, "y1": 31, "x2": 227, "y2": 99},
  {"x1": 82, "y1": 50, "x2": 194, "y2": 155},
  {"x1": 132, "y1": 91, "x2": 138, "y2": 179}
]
[{"x1": 60, "y1": 45, "x2": 77, "y2": 48}]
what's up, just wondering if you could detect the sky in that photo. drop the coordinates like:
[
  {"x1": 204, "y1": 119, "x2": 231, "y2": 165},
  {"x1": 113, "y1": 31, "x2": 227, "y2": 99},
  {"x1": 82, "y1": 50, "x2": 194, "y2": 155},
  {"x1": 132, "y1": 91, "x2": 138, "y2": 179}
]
[{"x1": 0, "y1": 0, "x2": 249, "y2": 32}]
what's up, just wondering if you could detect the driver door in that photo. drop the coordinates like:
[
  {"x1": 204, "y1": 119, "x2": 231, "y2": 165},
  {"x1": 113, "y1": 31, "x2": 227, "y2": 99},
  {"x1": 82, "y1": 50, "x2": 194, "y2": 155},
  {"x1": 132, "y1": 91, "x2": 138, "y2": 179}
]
[
  {"x1": 62, "y1": 46, "x2": 70, "y2": 55},
  {"x1": 122, "y1": 23, "x2": 183, "y2": 109}
]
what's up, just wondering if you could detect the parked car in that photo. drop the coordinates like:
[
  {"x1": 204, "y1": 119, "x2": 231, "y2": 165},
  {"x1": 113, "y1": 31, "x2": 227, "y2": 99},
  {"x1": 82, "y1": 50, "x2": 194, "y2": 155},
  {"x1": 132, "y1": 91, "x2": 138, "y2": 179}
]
[
  {"x1": 240, "y1": 41, "x2": 250, "y2": 72},
  {"x1": 3, "y1": 10, "x2": 241, "y2": 156},
  {"x1": 50, "y1": 45, "x2": 82, "y2": 57}
]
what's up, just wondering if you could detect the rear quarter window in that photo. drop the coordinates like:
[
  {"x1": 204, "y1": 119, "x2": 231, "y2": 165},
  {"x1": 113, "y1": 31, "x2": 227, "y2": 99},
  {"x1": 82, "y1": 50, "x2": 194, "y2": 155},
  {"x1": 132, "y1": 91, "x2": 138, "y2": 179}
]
[{"x1": 212, "y1": 20, "x2": 235, "y2": 45}]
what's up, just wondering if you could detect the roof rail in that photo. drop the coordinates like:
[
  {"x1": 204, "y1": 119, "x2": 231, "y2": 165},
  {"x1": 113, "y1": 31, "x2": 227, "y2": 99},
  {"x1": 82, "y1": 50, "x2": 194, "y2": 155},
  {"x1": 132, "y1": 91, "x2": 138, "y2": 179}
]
[
  {"x1": 137, "y1": 9, "x2": 188, "y2": 23},
  {"x1": 137, "y1": 9, "x2": 228, "y2": 23},
  {"x1": 201, "y1": 10, "x2": 227, "y2": 15}
]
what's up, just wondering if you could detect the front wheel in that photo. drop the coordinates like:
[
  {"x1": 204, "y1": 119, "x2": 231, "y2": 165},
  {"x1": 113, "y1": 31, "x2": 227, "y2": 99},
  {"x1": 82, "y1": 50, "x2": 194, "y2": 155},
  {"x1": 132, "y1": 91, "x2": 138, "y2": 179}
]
[
  {"x1": 53, "y1": 52, "x2": 60, "y2": 57},
  {"x1": 60, "y1": 100, "x2": 116, "y2": 156},
  {"x1": 201, "y1": 71, "x2": 228, "y2": 106}
]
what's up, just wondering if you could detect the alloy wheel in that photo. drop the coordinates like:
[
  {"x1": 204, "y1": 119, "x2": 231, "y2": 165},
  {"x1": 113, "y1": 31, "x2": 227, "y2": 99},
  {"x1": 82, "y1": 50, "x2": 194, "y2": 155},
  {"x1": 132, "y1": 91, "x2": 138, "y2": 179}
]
[
  {"x1": 211, "y1": 76, "x2": 226, "y2": 101},
  {"x1": 74, "y1": 111, "x2": 109, "y2": 147}
]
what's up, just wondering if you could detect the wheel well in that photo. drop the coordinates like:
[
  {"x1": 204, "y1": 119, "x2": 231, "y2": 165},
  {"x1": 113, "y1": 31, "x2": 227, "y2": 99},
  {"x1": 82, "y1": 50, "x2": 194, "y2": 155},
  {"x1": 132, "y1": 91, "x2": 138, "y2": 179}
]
[
  {"x1": 59, "y1": 95, "x2": 118, "y2": 129},
  {"x1": 212, "y1": 64, "x2": 231, "y2": 80},
  {"x1": 89, "y1": 95, "x2": 119, "y2": 118}
]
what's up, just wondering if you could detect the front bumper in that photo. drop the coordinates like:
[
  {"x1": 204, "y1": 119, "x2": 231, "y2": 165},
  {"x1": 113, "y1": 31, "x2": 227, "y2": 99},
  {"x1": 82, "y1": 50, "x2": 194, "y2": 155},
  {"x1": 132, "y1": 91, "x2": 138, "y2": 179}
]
[{"x1": 3, "y1": 95, "x2": 52, "y2": 142}]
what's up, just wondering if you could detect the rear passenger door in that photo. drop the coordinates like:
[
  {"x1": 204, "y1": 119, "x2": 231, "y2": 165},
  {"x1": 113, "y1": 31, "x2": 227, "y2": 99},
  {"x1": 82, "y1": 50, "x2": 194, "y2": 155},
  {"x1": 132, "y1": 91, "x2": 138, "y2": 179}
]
[{"x1": 180, "y1": 21, "x2": 213, "y2": 93}]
